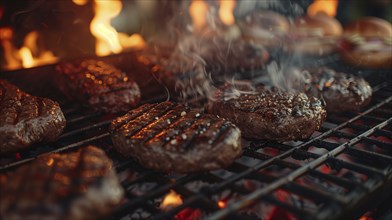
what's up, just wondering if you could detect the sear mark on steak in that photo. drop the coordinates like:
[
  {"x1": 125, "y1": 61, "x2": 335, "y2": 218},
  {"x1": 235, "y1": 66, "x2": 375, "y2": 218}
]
[
  {"x1": 287, "y1": 67, "x2": 372, "y2": 112},
  {"x1": 109, "y1": 101, "x2": 242, "y2": 173},
  {"x1": 208, "y1": 83, "x2": 327, "y2": 141},
  {"x1": 55, "y1": 59, "x2": 141, "y2": 113},
  {"x1": 0, "y1": 80, "x2": 66, "y2": 155},
  {"x1": 0, "y1": 146, "x2": 124, "y2": 220}
]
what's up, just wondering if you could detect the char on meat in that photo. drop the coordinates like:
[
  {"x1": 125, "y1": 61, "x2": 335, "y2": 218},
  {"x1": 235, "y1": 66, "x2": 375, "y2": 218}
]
[
  {"x1": 287, "y1": 67, "x2": 372, "y2": 112},
  {"x1": 0, "y1": 80, "x2": 66, "y2": 155},
  {"x1": 209, "y1": 83, "x2": 326, "y2": 141},
  {"x1": 55, "y1": 59, "x2": 140, "y2": 113},
  {"x1": 110, "y1": 101, "x2": 242, "y2": 173},
  {"x1": 0, "y1": 146, "x2": 124, "y2": 220}
]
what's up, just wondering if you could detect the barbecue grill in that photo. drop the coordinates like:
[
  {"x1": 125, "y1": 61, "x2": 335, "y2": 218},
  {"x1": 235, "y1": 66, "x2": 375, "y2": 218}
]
[{"x1": 0, "y1": 50, "x2": 391, "y2": 220}]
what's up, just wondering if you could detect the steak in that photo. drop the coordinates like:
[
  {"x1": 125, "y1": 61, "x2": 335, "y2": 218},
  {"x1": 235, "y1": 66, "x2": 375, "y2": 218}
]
[
  {"x1": 287, "y1": 67, "x2": 372, "y2": 112},
  {"x1": 0, "y1": 80, "x2": 66, "y2": 155},
  {"x1": 109, "y1": 101, "x2": 242, "y2": 173},
  {"x1": 208, "y1": 83, "x2": 327, "y2": 141},
  {"x1": 0, "y1": 146, "x2": 124, "y2": 220},
  {"x1": 55, "y1": 59, "x2": 141, "y2": 113}
]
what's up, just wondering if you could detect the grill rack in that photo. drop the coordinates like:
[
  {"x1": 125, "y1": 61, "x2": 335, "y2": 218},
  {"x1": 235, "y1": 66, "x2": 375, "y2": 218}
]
[{"x1": 0, "y1": 56, "x2": 391, "y2": 220}]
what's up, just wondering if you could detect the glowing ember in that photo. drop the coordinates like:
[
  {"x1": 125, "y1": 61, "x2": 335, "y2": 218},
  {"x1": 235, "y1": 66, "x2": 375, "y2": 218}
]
[
  {"x1": 189, "y1": 0, "x2": 209, "y2": 32},
  {"x1": 307, "y1": 0, "x2": 339, "y2": 17},
  {"x1": 219, "y1": 0, "x2": 236, "y2": 26},
  {"x1": 46, "y1": 158, "x2": 54, "y2": 167},
  {"x1": 90, "y1": 0, "x2": 123, "y2": 56},
  {"x1": 217, "y1": 200, "x2": 227, "y2": 208},
  {"x1": 72, "y1": 0, "x2": 88, "y2": 6},
  {"x1": 160, "y1": 190, "x2": 183, "y2": 210}
]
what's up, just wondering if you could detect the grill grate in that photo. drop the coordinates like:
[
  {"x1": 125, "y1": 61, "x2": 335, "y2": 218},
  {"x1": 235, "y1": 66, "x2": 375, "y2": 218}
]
[{"x1": 0, "y1": 60, "x2": 391, "y2": 220}]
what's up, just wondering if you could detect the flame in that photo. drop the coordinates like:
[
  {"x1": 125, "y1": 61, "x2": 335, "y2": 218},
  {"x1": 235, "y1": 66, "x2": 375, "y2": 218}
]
[
  {"x1": 118, "y1": 33, "x2": 145, "y2": 49},
  {"x1": 72, "y1": 0, "x2": 88, "y2": 6},
  {"x1": 219, "y1": 0, "x2": 236, "y2": 25},
  {"x1": 160, "y1": 190, "x2": 183, "y2": 210},
  {"x1": 90, "y1": 0, "x2": 145, "y2": 56},
  {"x1": 0, "y1": 28, "x2": 58, "y2": 70},
  {"x1": 189, "y1": 0, "x2": 209, "y2": 32},
  {"x1": 19, "y1": 47, "x2": 34, "y2": 68},
  {"x1": 90, "y1": 0, "x2": 122, "y2": 56},
  {"x1": 307, "y1": 0, "x2": 339, "y2": 17}
]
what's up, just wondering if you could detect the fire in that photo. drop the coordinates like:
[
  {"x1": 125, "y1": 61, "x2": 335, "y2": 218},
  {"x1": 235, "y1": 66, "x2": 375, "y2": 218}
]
[
  {"x1": 19, "y1": 47, "x2": 34, "y2": 68},
  {"x1": 0, "y1": 28, "x2": 58, "y2": 70},
  {"x1": 72, "y1": 0, "x2": 88, "y2": 6},
  {"x1": 189, "y1": 0, "x2": 209, "y2": 32},
  {"x1": 90, "y1": 0, "x2": 123, "y2": 56},
  {"x1": 118, "y1": 33, "x2": 145, "y2": 49},
  {"x1": 307, "y1": 0, "x2": 339, "y2": 17},
  {"x1": 90, "y1": 0, "x2": 145, "y2": 57},
  {"x1": 160, "y1": 190, "x2": 183, "y2": 210},
  {"x1": 219, "y1": 0, "x2": 236, "y2": 26}
]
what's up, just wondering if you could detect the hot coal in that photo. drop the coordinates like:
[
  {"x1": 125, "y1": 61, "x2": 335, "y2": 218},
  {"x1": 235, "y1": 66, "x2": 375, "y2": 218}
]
[
  {"x1": 0, "y1": 80, "x2": 66, "y2": 155},
  {"x1": 55, "y1": 59, "x2": 141, "y2": 113},
  {"x1": 288, "y1": 67, "x2": 372, "y2": 112},
  {"x1": 0, "y1": 146, "x2": 124, "y2": 220},
  {"x1": 109, "y1": 101, "x2": 242, "y2": 173},
  {"x1": 208, "y1": 83, "x2": 326, "y2": 141}
]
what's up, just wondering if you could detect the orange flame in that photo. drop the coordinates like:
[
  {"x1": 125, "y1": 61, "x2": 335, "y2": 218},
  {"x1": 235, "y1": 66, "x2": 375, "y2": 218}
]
[
  {"x1": 90, "y1": 0, "x2": 145, "y2": 57},
  {"x1": 219, "y1": 0, "x2": 236, "y2": 25},
  {"x1": 160, "y1": 190, "x2": 183, "y2": 210},
  {"x1": 307, "y1": 0, "x2": 339, "y2": 17},
  {"x1": 72, "y1": 0, "x2": 88, "y2": 6},
  {"x1": 19, "y1": 47, "x2": 34, "y2": 68},
  {"x1": 118, "y1": 33, "x2": 145, "y2": 49},
  {"x1": 0, "y1": 29, "x2": 58, "y2": 70},
  {"x1": 189, "y1": 0, "x2": 209, "y2": 32},
  {"x1": 90, "y1": 0, "x2": 122, "y2": 56}
]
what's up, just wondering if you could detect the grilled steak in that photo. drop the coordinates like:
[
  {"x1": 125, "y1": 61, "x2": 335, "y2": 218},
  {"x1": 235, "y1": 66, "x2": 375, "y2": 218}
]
[
  {"x1": 287, "y1": 67, "x2": 372, "y2": 112},
  {"x1": 0, "y1": 80, "x2": 66, "y2": 155},
  {"x1": 209, "y1": 83, "x2": 326, "y2": 141},
  {"x1": 0, "y1": 146, "x2": 124, "y2": 220},
  {"x1": 110, "y1": 101, "x2": 242, "y2": 173},
  {"x1": 55, "y1": 59, "x2": 141, "y2": 113}
]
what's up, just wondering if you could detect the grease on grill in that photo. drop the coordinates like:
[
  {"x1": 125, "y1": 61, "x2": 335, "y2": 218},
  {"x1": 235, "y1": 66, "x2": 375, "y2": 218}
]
[{"x1": 109, "y1": 101, "x2": 242, "y2": 173}]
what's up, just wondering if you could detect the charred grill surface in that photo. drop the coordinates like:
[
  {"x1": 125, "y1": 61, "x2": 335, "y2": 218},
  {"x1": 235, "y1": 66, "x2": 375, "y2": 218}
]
[
  {"x1": 291, "y1": 67, "x2": 372, "y2": 112},
  {"x1": 55, "y1": 59, "x2": 140, "y2": 113},
  {"x1": 110, "y1": 101, "x2": 242, "y2": 173},
  {"x1": 0, "y1": 146, "x2": 124, "y2": 220},
  {"x1": 209, "y1": 84, "x2": 327, "y2": 141},
  {"x1": 0, "y1": 80, "x2": 66, "y2": 155}
]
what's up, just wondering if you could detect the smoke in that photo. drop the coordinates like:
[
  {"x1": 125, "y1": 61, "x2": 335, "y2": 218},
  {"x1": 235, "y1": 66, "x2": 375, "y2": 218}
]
[{"x1": 142, "y1": 0, "x2": 321, "y2": 102}]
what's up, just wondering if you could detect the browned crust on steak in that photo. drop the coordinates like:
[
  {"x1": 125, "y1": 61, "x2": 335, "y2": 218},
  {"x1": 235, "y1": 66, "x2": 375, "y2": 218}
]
[
  {"x1": 55, "y1": 59, "x2": 141, "y2": 113},
  {"x1": 0, "y1": 146, "x2": 124, "y2": 220},
  {"x1": 209, "y1": 84, "x2": 327, "y2": 141},
  {"x1": 290, "y1": 68, "x2": 372, "y2": 112},
  {"x1": 109, "y1": 101, "x2": 242, "y2": 173},
  {"x1": 0, "y1": 80, "x2": 66, "y2": 155}
]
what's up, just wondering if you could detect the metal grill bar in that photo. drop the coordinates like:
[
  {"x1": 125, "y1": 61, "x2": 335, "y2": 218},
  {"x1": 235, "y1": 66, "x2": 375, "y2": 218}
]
[{"x1": 208, "y1": 117, "x2": 391, "y2": 219}]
